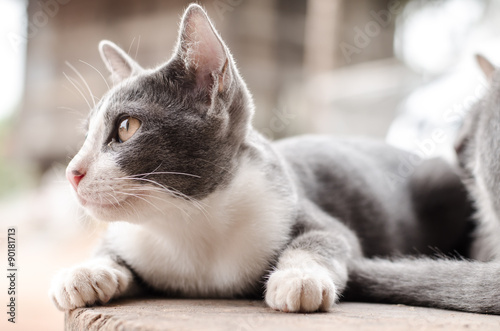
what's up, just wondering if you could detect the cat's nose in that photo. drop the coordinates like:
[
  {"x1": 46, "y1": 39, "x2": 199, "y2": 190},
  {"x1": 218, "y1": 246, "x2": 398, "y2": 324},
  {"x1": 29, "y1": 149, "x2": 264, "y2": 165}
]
[{"x1": 67, "y1": 169, "x2": 86, "y2": 192}]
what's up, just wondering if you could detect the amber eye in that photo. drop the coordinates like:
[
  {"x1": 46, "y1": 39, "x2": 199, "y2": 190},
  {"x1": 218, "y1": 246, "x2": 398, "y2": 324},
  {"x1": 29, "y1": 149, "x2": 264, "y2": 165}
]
[{"x1": 117, "y1": 117, "x2": 141, "y2": 143}]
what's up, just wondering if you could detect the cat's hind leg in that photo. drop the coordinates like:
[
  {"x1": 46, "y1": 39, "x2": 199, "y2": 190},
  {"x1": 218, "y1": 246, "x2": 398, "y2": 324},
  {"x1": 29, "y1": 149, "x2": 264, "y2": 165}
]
[{"x1": 409, "y1": 157, "x2": 474, "y2": 257}]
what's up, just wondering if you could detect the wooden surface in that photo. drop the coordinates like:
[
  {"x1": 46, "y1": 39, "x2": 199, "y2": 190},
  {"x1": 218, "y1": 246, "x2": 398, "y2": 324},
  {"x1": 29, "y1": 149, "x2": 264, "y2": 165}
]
[{"x1": 65, "y1": 299, "x2": 500, "y2": 331}]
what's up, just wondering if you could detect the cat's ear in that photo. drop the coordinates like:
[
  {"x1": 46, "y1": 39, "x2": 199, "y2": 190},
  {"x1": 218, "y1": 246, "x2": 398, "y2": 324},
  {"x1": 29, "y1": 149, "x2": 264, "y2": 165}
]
[
  {"x1": 99, "y1": 40, "x2": 143, "y2": 82},
  {"x1": 475, "y1": 54, "x2": 496, "y2": 82},
  {"x1": 176, "y1": 4, "x2": 230, "y2": 93}
]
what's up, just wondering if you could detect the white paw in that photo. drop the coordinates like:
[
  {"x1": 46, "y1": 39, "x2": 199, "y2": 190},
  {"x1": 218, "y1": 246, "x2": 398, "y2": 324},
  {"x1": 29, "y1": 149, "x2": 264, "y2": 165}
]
[
  {"x1": 49, "y1": 260, "x2": 130, "y2": 311},
  {"x1": 265, "y1": 268, "x2": 337, "y2": 313}
]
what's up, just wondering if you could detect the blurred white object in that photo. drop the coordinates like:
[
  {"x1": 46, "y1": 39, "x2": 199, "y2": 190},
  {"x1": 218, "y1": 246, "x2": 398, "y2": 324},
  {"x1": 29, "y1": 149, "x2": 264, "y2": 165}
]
[
  {"x1": 387, "y1": 0, "x2": 500, "y2": 162},
  {"x1": 386, "y1": 66, "x2": 489, "y2": 162},
  {"x1": 0, "y1": 0, "x2": 26, "y2": 120},
  {"x1": 395, "y1": 0, "x2": 485, "y2": 75}
]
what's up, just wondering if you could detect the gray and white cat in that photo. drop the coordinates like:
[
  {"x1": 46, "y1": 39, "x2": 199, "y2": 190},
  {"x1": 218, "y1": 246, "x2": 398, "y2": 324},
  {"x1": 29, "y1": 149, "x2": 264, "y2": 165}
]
[{"x1": 50, "y1": 4, "x2": 499, "y2": 314}]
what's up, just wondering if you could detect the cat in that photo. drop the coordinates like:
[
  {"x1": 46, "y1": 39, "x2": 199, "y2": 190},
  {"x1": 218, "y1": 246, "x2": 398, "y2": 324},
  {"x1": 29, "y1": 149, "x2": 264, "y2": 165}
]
[
  {"x1": 455, "y1": 54, "x2": 500, "y2": 262},
  {"x1": 50, "y1": 4, "x2": 499, "y2": 314}
]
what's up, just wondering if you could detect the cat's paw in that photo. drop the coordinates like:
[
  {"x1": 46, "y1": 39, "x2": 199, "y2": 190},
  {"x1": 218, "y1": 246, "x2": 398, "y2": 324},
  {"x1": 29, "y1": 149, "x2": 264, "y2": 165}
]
[
  {"x1": 49, "y1": 260, "x2": 131, "y2": 311},
  {"x1": 265, "y1": 268, "x2": 337, "y2": 313}
]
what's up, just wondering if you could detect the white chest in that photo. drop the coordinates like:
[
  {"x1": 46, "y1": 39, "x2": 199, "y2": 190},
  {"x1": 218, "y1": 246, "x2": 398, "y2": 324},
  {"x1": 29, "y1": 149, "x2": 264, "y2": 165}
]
[{"x1": 104, "y1": 161, "x2": 294, "y2": 296}]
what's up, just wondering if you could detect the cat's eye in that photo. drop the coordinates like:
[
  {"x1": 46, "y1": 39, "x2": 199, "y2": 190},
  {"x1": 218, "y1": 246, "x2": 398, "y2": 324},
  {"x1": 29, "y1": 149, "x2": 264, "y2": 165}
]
[{"x1": 117, "y1": 117, "x2": 141, "y2": 143}]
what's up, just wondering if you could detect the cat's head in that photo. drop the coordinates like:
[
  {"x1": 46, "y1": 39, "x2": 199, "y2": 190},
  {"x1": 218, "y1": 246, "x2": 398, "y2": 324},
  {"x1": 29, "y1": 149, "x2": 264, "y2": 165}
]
[
  {"x1": 66, "y1": 4, "x2": 254, "y2": 222},
  {"x1": 455, "y1": 54, "x2": 500, "y2": 209}
]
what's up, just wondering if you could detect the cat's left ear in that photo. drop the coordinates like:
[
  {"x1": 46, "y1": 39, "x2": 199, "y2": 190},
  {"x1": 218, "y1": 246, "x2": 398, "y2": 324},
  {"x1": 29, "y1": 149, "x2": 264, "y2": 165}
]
[
  {"x1": 476, "y1": 54, "x2": 496, "y2": 82},
  {"x1": 99, "y1": 40, "x2": 143, "y2": 82},
  {"x1": 176, "y1": 4, "x2": 230, "y2": 93}
]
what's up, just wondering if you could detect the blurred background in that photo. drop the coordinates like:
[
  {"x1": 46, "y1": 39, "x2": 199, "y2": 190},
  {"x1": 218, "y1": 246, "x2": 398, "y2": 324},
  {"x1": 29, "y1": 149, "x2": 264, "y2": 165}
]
[{"x1": 0, "y1": 0, "x2": 498, "y2": 330}]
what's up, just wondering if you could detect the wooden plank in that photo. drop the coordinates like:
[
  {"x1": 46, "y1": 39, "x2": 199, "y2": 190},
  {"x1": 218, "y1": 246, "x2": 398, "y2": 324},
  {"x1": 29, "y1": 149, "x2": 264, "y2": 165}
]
[{"x1": 65, "y1": 299, "x2": 500, "y2": 331}]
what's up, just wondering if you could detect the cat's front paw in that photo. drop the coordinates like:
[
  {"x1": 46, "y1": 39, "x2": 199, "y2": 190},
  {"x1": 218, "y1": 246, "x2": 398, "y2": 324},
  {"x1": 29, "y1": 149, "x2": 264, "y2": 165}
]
[
  {"x1": 49, "y1": 260, "x2": 130, "y2": 311},
  {"x1": 265, "y1": 268, "x2": 336, "y2": 313}
]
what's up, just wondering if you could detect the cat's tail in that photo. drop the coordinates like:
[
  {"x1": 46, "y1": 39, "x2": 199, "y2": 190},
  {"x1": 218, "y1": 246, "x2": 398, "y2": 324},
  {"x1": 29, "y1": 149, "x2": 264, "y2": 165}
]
[{"x1": 344, "y1": 257, "x2": 500, "y2": 314}]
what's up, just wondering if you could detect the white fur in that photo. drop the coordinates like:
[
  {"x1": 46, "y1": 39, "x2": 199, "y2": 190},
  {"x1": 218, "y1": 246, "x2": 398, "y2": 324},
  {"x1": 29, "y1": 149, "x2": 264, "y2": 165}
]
[
  {"x1": 105, "y1": 157, "x2": 294, "y2": 296},
  {"x1": 265, "y1": 250, "x2": 337, "y2": 312},
  {"x1": 49, "y1": 256, "x2": 132, "y2": 310}
]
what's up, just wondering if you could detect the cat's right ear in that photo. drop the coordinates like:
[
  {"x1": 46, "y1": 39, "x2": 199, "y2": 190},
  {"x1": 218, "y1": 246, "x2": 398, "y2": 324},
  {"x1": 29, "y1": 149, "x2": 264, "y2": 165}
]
[
  {"x1": 99, "y1": 40, "x2": 143, "y2": 83},
  {"x1": 475, "y1": 54, "x2": 496, "y2": 82}
]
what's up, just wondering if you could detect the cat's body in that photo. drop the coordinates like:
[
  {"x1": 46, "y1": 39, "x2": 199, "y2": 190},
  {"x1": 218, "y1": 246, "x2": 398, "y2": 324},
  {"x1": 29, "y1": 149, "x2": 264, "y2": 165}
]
[
  {"x1": 50, "y1": 4, "x2": 500, "y2": 314},
  {"x1": 277, "y1": 136, "x2": 472, "y2": 258},
  {"x1": 92, "y1": 134, "x2": 470, "y2": 300}
]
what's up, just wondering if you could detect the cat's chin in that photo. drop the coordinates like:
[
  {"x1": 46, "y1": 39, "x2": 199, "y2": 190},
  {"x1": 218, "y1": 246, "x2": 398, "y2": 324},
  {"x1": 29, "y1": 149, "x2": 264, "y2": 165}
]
[
  {"x1": 77, "y1": 196, "x2": 135, "y2": 223},
  {"x1": 78, "y1": 196, "x2": 119, "y2": 209},
  {"x1": 83, "y1": 206, "x2": 136, "y2": 223}
]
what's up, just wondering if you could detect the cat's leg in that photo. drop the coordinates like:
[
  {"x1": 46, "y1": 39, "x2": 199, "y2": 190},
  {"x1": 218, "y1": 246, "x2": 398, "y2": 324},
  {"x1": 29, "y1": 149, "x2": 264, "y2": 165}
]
[
  {"x1": 49, "y1": 255, "x2": 136, "y2": 311},
  {"x1": 265, "y1": 202, "x2": 361, "y2": 313}
]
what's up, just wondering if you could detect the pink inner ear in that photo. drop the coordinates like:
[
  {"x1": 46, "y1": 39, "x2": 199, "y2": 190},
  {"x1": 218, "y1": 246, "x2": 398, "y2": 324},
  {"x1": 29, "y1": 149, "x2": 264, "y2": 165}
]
[
  {"x1": 182, "y1": 8, "x2": 226, "y2": 89},
  {"x1": 104, "y1": 47, "x2": 133, "y2": 79}
]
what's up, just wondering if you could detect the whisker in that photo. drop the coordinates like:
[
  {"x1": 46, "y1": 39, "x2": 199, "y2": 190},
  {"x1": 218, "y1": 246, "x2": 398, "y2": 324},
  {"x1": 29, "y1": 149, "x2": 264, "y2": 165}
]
[
  {"x1": 127, "y1": 36, "x2": 136, "y2": 56},
  {"x1": 113, "y1": 173, "x2": 212, "y2": 224},
  {"x1": 102, "y1": 189, "x2": 142, "y2": 220},
  {"x1": 63, "y1": 72, "x2": 92, "y2": 111},
  {"x1": 135, "y1": 35, "x2": 141, "y2": 60},
  {"x1": 102, "y1": 193, "x2": 121, "y2": 212},
  {"x1": 196, "y1": 158, "x2": 236, "y2": 177},
  {"x1": 61, "y1": 84, "x2": 87, "y2": 105},
  {"x1": 116, "y1": 187, "x2": 193, "y2": 221},
  {"x1": 57, "y1": 106, "x2": 83, "y2": 117},
  {"x1": 66, "y1": 61, "x2": 97, "y2": 109},
  {"x1": 119, "y1": 185, "x2": 198, "y2": 222},
  {"x1": 150, "y1": 163, "x2": 163, "y2": 175},
  {"x1": 123, "y1": 178, "x2": 208, "y2": 208},
  {"x1": 114, "y1": 177, "x2": 182, "y2": 196},
  {"x1": 128, "y1": 184, "x2": 211, "y2": 224},
  {"x1": 125, "y1": 186, "x2": 208, "y2": 210},
  {"x1": 119, "y1": 191, "x2": 166, "y2": 216},
  {"x1": 172, "y1": 191, "x2": 211, "y2": 224},
  {"x1": 79, "y1": 59, "x2": 110, "y2": 91},
  {"x1": 122, "y1": 171, "x2": 201, "y2": 179},
  {"x1": 121, "y1": 196, "x2": 142, "y2": 219},
  {"x1": 105, "y1": 187, "x2": 123, "y2": 207}
]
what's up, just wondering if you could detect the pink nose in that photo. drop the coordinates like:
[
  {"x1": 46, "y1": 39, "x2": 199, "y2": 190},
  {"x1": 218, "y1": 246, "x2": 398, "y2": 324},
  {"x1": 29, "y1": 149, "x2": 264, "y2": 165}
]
[{"x1": 67, "y1": 169, "x2": 86, "y2": 191}]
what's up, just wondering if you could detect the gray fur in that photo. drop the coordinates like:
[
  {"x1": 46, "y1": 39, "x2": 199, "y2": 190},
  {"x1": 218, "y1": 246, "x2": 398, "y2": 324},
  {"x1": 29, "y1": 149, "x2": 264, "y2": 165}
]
[
  {"x1": 346, "y1": 258, "x2": 500, "y2": 314},
  {"x1": 455, "y1": 58, "x2": 500, "y2": 261},
  {"x1": 277, "y1": 137, "x2": 473, "y2": 258}
]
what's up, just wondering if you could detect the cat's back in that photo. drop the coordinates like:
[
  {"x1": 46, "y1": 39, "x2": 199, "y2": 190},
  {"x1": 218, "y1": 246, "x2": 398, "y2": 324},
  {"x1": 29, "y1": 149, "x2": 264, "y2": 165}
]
[
  {"x1": 272, "y1": 135, "x2": 410, "y2": 196},
  {"x1": 273, "y1": 135, "x2": 415, "y2": 219},
  {"x1": 272, "y1": 135, "x2": 472, "y2": 257}
]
